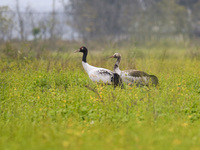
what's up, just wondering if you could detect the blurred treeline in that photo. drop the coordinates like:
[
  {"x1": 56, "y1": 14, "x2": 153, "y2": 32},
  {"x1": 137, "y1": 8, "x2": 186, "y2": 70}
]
[{"x1": 0, "y1": 0, "x2": 200, "y2": 47}]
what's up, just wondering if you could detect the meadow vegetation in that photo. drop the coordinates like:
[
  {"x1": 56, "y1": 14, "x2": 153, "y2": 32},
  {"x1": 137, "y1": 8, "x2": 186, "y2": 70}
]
[{"x1": 0, "y1": 41, "x2": 200, "y2": 150}]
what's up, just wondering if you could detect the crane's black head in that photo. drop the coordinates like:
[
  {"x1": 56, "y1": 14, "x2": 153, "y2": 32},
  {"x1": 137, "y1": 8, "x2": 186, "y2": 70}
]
[
  {"x1": 74, "y1": 46, "x2": 88, "y2": 63},
  {"x1": 74, "y1": 46, "x2": 88, "y2": 53}
]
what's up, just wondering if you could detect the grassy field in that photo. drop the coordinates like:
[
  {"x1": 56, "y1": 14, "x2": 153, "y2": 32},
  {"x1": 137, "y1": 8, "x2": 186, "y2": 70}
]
[{"x1": 0, "y1": 42, "x2": 200, "y2": 150}]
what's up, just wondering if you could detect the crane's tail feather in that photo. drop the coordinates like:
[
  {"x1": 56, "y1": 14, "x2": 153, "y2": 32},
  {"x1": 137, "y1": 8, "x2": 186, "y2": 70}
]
[
  {"x1": 113, "y1": 73, "x2": 124, "y2": 89},
  {"x1": 149, "y1": 75, "x2": 159, "y2": 86}
]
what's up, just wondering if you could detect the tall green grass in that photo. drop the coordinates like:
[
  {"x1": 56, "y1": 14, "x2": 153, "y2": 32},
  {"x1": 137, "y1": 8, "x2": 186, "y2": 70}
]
[{"x1": 0, "y1": 43, "x2": 200, "y2": 150}]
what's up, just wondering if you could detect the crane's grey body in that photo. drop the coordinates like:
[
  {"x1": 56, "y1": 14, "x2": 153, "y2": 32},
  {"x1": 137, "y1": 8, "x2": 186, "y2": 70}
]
[{"x1": 110, "y1": 53, "x2": 158, "y2": 86}]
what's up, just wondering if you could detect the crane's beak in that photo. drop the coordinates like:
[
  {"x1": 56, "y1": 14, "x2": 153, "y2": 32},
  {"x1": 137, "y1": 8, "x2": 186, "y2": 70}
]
[
  {"x1": 74, "y1": 49, "x2": 80, "y2": 53},
  {"x1": 108, "y1": 55, "x2": 114, "y2": 58}
]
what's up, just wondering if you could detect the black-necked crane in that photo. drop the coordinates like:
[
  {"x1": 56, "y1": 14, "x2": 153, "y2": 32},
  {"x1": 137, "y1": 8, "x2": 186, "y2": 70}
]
[
  {"x1": 109, "y1": 53, "x2": 158, "y2": 86},
  {"x1": 74, "y1": 47, "x2": 122, "y2": 88}
]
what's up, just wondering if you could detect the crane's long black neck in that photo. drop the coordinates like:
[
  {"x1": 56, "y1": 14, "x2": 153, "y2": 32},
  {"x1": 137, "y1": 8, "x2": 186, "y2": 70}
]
[
  {"x1": 114, "y1": 57, "x2": 121, "y2": 70},
  {"x1": 82, "y1": 50, "x2": 88, "y2": 63}
]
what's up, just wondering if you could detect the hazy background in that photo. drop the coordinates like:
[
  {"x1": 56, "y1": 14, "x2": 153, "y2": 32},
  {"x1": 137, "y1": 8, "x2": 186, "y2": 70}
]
[
  {"x1": 0, "y1": 0, "x2": 200, "y2": 47},
  {"x1": 0, "y1": 0, "x2": 63, "y2": 11}
]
